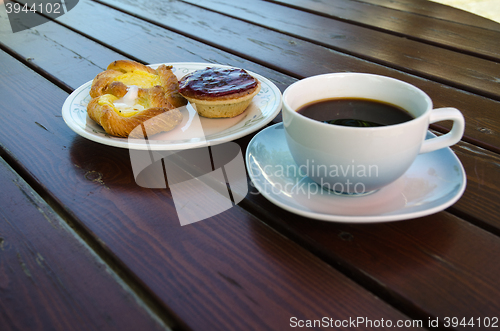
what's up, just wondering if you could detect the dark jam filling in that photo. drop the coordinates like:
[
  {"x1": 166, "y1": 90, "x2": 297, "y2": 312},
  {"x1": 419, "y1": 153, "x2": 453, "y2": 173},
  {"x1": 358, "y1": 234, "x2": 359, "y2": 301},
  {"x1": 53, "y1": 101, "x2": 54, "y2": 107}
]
[{"x1": 179, "y1": 67, "x2": 257, "y2": 97}]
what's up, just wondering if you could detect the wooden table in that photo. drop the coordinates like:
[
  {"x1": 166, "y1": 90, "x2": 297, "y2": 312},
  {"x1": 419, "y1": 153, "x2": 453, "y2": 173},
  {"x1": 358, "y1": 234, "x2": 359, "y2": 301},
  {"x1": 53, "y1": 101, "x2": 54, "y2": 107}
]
[{"x1": 1, "y1": 0, "x2": 499, "y2": 330}]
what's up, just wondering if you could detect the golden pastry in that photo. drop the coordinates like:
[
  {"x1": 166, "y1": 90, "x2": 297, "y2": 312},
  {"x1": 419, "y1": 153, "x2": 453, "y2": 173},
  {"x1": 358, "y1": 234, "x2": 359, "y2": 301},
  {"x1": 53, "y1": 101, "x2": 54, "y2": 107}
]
[{"x1": 87, "y1": 60, "x2": 186, "y2": 138}]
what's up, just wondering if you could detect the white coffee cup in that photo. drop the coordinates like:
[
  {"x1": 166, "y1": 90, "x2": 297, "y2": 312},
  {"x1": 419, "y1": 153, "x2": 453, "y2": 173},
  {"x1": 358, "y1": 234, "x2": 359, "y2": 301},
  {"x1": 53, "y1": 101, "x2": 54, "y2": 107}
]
[{"x1": 282, "y1": 73, "x2": 465, "y2": 194}]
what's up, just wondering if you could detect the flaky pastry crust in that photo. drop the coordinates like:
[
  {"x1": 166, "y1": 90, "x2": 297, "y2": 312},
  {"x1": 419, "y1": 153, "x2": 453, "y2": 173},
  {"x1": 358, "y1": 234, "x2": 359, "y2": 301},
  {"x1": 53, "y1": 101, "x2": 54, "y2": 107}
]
[{"x1": 87, "y1": 60, "x2": 187, "y2": 138}]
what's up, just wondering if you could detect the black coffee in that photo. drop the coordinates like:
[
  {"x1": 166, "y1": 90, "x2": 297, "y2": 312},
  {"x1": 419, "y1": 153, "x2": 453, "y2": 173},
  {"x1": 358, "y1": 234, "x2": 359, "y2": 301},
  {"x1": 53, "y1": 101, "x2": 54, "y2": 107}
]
[{"x1": 297, "y1": 98, "x2": 414, "y2": 127}]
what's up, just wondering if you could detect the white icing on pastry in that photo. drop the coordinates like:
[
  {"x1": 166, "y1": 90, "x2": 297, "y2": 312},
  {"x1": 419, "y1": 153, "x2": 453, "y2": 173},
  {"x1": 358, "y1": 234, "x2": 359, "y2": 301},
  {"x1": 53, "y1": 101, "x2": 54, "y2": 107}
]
[{"x1": 113, "y1": 85, "x2": 144, "y2": 114}]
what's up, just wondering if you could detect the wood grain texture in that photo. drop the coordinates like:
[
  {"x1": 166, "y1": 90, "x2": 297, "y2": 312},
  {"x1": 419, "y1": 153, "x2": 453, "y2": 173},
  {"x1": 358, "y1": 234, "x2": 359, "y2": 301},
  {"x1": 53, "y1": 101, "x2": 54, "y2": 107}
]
[
  {"x1": 0, "y1": 51, "x2": 420, "y2": 330},
  {"x1": 346, "y1": 0, "x2": 500, "y2": 32},
  {"x1": 242, "y1": 172, "x2": 500, "y2": 326},
  {"x1": 450, "y1": 142, "x2": 500, "y2": 230},
  {"x1": 0, "y1": 158, "x2": 166, "y2": 331},
  {"x1": 95, "y1": 0, "x2": 500, "y2": 152},
  {"x1": 0, "y1": 0, "x2": 295, "y2": 93},
  {"x1": 269, "y1": 0, "x2": 500, "y2": 57},
  {"x1": 185, "y1": 0, "x2": 500, "y2": 99},
  {"x1": 0, "y1": 12, "x2": 124, "y2": 90}
]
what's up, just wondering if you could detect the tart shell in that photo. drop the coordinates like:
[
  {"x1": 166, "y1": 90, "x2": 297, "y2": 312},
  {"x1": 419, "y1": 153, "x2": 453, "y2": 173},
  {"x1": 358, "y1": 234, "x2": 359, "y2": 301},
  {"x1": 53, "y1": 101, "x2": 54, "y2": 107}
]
[{"x1": 183, "y1": 82, "x2": 261, "y2": 118}]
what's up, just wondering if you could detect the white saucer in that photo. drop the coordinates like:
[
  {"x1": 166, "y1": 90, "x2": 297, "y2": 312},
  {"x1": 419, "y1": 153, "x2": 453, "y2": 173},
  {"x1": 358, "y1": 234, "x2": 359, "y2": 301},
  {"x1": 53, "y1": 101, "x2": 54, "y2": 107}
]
[{"x1": 246, "y1": 123, "x2": 466, "y2": 223}]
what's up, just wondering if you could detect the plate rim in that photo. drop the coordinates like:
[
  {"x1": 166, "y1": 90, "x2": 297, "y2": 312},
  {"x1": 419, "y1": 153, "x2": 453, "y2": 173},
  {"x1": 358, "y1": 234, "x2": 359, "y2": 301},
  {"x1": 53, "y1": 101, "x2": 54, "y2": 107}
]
[
  {"x1": 62, "y1": 62, "x2": 283, "y2": 150},
  {"x1": 245, "y1": 123, "x2": 467, "y2": 223}
]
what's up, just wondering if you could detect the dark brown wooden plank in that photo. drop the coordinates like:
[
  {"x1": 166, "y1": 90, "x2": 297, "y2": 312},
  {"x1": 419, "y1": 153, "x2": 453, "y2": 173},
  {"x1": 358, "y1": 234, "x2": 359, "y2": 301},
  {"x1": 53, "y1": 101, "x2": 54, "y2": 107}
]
[
  {"x1": 0, "y1": 51, "x2": 420, "y2": 330},
  {"x1": 239, "y1": 132, "x2": 500, "y2": 324},
  {"x1": 269, "y1": 0, "x2": 500, "y2": 56},
  {"x1": 0, "y1": 158, "x2": 166, "y2": 331},
  {"x1": 241, "y1": 194, "x2": 500, "y2": 328},
  {"x1": 450, "y1": 141, "x2": 500, "y2": 231},
  {"x1": 0, "y1": 12, "x2": 132, "y2": 91},
  {"x1": 0, "y1": 0, "x2": 294, "y2": 92},
  {"x1": 356, "y1": 0, "x2": 500, "y2": 32},
  {"x1": 93, "y1": 0, "x2": 500, "y2": 153},
  {"x1": 185, "y1": 0, "x2": 500, "y2": 100}
]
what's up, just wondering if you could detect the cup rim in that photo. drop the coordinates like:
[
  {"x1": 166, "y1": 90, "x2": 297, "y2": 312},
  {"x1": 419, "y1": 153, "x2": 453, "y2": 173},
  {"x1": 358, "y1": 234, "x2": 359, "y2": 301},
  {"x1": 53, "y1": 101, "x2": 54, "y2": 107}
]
[{"x1": 283, "y1": 73, "x2": 432, "y2": 130}]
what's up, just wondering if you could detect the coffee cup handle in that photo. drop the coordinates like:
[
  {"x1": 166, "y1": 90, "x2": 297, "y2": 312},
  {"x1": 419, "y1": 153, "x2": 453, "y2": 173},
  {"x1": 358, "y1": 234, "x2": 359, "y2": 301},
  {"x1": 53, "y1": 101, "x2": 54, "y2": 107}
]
[{"x1": 419, "y1": 107, "x2": 465, "y2": 154}]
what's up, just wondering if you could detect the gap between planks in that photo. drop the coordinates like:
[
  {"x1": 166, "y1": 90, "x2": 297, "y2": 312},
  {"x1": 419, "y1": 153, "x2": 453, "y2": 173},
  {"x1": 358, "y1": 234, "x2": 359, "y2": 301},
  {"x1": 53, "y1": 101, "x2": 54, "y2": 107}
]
[{"x1": 0, "y1": 153, "x2": 191, "y2": 331}]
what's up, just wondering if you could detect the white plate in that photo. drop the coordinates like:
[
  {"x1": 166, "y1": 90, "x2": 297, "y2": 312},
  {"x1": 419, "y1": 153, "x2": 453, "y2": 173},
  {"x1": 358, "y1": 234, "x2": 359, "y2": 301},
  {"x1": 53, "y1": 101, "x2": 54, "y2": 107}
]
[
  {"x1": 246, "y1": 123, "x2": 466, "y2": 223},
  {"x1": 62, "y1": 62, "x2": 282, "y2": 150}
]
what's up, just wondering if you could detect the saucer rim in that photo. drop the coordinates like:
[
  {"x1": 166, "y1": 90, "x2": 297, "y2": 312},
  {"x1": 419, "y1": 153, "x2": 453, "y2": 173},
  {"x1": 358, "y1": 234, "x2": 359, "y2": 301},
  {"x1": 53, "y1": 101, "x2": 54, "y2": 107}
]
[{"x1": 245, "y1": 123, "x2": 467, "y2": 223}]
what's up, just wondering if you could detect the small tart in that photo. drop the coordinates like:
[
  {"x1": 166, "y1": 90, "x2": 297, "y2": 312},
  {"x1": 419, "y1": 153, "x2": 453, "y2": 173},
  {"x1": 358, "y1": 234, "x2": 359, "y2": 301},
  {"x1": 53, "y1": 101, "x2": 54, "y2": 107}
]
[
  {"x1": 178, "y1": 67, "x2": 260, "y2": 118},
  {"x1": 87, "y1": 60, "x2": 186, "y2": 138}
]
